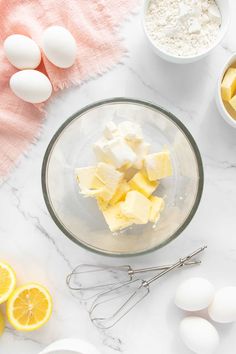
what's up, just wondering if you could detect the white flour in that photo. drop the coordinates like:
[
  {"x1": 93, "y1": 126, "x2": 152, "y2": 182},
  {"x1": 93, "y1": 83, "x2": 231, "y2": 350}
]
[{"x1": 145, "y1": 0, "x2": 222, "y2": 57}]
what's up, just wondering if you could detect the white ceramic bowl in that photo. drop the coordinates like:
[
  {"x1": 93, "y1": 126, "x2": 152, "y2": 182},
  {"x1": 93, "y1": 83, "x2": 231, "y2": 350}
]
[
  {"x1": 142, "y1": 0, "x2": 230, "y2": 64},
  {"x1": 39, "y1": 338, "x2": 100, "y2": 354},
  {"x1": 215, "y1": 53, "x2": 236, "y2": 128}
]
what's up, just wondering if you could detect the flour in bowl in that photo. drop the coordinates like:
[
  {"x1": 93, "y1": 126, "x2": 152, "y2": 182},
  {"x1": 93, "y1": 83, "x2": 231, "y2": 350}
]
[{"x1": 145, "y1": 0, "x2": 222, "y2": 57}]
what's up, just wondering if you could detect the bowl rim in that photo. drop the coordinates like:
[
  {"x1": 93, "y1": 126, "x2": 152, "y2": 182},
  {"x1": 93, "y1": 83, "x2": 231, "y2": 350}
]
[
  {"x1": 41, "y1": 97, "x2": 204, "y2": 257},
  {"x1": 142, "y1": 0, "x2": 230, "y2": 62}
]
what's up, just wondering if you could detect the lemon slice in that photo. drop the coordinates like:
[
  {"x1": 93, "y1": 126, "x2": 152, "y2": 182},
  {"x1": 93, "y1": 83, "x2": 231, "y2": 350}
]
[
  {"x1": 0, "y1": 311, "x2": 5, "y2": 336},
  {"x1": 7, "y1": 283, "x2": 52, "y2": 331},
  {"x1": 0, "y1": 262, "x2": 16, "y2": 304}
]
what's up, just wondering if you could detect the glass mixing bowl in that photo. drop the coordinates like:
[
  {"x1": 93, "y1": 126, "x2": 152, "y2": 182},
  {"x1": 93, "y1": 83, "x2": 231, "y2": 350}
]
[{"x1": 42, "y1": 98, "x2": 203, "y2": 256}]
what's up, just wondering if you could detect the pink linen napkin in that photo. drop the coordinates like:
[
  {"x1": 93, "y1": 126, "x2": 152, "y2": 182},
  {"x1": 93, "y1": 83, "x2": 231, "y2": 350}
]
[{"x1": 0, "y1": 0, "x2": 138, "y2": 181}]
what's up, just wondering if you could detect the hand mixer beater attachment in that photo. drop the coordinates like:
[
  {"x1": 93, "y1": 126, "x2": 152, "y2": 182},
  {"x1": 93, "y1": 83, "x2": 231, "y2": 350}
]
[{"x1": 67, "y1": 246, "x2": 206, "y2": 329}]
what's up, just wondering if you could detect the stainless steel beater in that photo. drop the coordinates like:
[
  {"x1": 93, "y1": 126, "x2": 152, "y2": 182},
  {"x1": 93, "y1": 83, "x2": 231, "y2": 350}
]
[
  {"x1": 67, "y1": 261, "x2": 200, "y2": 300},
  {"x1": 67, "y1": 246, "x2": 206, "y2": 329}
]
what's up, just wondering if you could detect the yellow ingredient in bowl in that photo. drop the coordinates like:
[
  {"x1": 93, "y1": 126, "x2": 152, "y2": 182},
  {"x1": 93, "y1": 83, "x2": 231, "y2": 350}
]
[
  {"x1": 95, "y1": 162, "x2": 123, "y2": 201},
  {"x1": 0, "y1": 311, "x2": 5, "y2": 336},
  {"x1": 223, "y1": 101, "x2": 236, "y2": 121},
  {"x1": 109, "y1": 181, "x2": 131, "y2": 206},
  {"x1": 149, "y1": 196, "x2": 165, "y2": 223},
  {"x1": 75, "y1": 121, "x2": 173, "y2": 232},
  {"x1": 75, "y1": 166, "x2": 104, "y2": 191},
  {"x1": 121, "y1": 191, "x2": 151, "y2": 225},
  {"x1": 102, "y1": 202, "x2": 133, "y2": 232},
  {"x1": 221, "y1": 67, "x2": 236, "y2": 101},
  {"x1": 97, "y1": 197, "x2": 109, "y2": 211},
  {"x1": 144, "y1": 151, "x2": 172, "y2": 181},
  {"x1": 229, "y1": 95, "x2": 236, "y2": 113},
  {"x1": 129, "y1": 171, "x2": 159, "y2": 197}
]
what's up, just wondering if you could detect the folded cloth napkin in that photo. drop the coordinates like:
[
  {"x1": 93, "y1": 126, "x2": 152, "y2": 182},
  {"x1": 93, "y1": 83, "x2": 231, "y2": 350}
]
[{"x1": 0, "y1": 0, "x2": 138, "y2": 181}]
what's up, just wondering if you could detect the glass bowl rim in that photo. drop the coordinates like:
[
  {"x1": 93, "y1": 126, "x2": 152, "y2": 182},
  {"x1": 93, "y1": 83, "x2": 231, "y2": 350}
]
[{"x1": 41, "y1": 97, "x2": 204, "y2": 257}]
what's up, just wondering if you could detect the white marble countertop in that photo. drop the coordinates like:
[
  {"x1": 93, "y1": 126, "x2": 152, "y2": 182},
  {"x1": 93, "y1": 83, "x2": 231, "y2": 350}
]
[{"x1": 1, "y1": 2, "x2": 236, "y2": 353}]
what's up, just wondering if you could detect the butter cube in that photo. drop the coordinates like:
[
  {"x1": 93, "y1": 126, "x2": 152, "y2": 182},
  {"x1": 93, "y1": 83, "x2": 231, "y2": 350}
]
[
  {"x1": 104, "y1": 121, "x2": 118, "y2": 140},
  {"x1": 149, "y1": 196, "x2": 165, "y2": 223},
  {"x1": 129, "y1": 171, "x2": 159, "y2": 198},
  {"x1": 144, "y1": 151, "x2": 173, "y2": 181},
  {"x1": 229, "y1": 94, "x2": 236, "y2": 113},
  {"x1": 103, "y1": 137, "x2": 137, "y2": 168},
  {"x1": 95, "y1": 162, "x2": 123, "y2": 201},
  {"x1": 221, "y1": 68, "x2": 236, "y2": 101},
  {"x1": 118, "y1": 121, "x2": 143, "y2": 142},
  {"x1": 121, "y1": 191, "x2": 151, "y2": 224},
  {"x1": 109, "y1": 181, "x2": 131, "y2": 206},
  {"x1": 75, "y1": 166, "x2": 104, "y2": 196},
  {"x1": 122, "y1": 167, "x2": 138, "y2": 181},
  {"x1": 130, "y1": 141, "x2": 150, "y2": 169},
  {"x1": 102, "y1": 203, "x2": 133, "y2": 232},
  {"x1": 93, "y1": 137, "x2": 110, "y2": 162},
  {"x1": 97, "y1": 197, "x2": 109, "y2": 211}
]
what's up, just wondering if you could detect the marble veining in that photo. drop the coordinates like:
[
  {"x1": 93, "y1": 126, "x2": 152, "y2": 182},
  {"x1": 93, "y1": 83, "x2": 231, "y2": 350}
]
[{"x1": 1, "y1": 1, "x2": 236, "y2": 353}]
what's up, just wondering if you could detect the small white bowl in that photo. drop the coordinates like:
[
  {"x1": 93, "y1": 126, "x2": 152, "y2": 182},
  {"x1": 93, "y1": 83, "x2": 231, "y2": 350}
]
[
  {"x1": 142, "y1": 0, "x2": 230, "y2": 64},
  {"x1": 215, "y1": 53, "x2": 236, "y2": 128},
  {"x1": 39, "y1": 338, "x2": 101, "y2": 354}
]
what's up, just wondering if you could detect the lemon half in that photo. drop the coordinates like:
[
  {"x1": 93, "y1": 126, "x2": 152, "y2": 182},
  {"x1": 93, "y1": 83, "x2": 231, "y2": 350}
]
[
  {"x1": 0, "y1": 262, "x2": 16, "y2": 304},
  {"x1": 7, "y1": 283, "x2": 52, "y2": 331}
]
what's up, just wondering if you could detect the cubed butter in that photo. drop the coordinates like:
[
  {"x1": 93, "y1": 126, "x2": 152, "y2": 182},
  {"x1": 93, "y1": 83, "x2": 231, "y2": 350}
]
[
  {"x1": 95, "y1": 162, "x2": 123, "y2": 201},
  {"x1": 97, "y1": 197, "x2": 109, "y2": 211},
  {"x1": 93, "y1": 137, "x2": 111, "y2": 163},
  {"x1": 75, "y1": 166, "x2": 104, "y2": 197},
  {"x1": 121, "y1": 190, "x2": 151, "y2": 224},
  {"x1": 102, "y1": 202, "x2": 133, "y2": 232},
  {"x1": 149, "y1": 196, "x2": 165, "y2": 223},
  {"x1": 104, "y1": 121, "x2": 118, "y2": 140},
  {"x1": 130, "y1": 141, "x2": 150, "y2": 169},
  {"x1": 144, "y1": 151, "x2": 172, "y2": 181},
  {"x1": 129, "y1": 171, "x2": 159, "y2": 197},
  {"x1": 221, "y1": 68, "x2": 236, "y2": 101},
  {"x1": 109, "y1": 181, "x2": 131, "y2": 206},
  {"x1": 229, "y1": 94, "x2": 236, "y2": 113},
  {"x1": 103, "y1": 137, "x2": 137, "y2": 168},
  {"x1": 118, "y1": 121, "x2": 143, "y2": 142}
]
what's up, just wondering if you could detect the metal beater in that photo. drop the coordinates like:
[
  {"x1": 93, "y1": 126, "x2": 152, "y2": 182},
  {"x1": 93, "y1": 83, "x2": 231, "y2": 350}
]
[
  {"x1": 67, "y1": 261, "x2": 200, "y2": 299},
  {"x1": 67, "y1": 246, "x2": 206, "y2": 329}
]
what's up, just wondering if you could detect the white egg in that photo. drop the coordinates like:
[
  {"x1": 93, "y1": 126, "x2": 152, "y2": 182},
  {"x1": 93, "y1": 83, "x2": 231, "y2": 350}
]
[
  {"x1": 208, "y1": 286, "x2": 236, "y2": 323},
  {"x1": 180, "y1": 316, "x2": 219, "y2": 354},
  {"x1": 4, "y1": 34, "x2": 41, "y2": 69},
  {"x1": 10, "y1": 70, "x2": 52, "y2": 104},
  {"x1": 42, "y1": 26, "x2": 77, "y2": 68},
  {"x1": 175, "y1": 277, "x2": 214, "y2": 311}
]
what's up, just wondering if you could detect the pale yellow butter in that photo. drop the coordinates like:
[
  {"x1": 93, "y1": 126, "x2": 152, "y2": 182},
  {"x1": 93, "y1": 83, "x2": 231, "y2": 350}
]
[
  {"x1": 221, "y1": 68, "x2": 236, "y2": 101},
  {"x1": 95, "y1": 162, "x2": 123, "y2": 201},
  {"x1": 75, "y1": 166, "x2": 104, "y2": 190},
  {"x1": 121, "y1": 190, "x2": 151, "y2": 224},
  {"x1": 109, "y1": 181, "x2": 131, "y2": 206},
  {"x1": 229, "y1": 94, "x2": 236, "y2": 113},
  {"x1": 97, "y1": 197, "x2": 109, "y2": 211},
  {"x1": 129, "y1": 171, "x2": 159, "y2": 197},
  {"x1": 102, "y1": 202, "x2": 133, "y2": 232},
  {"x1": 149, "y1": 196, "x2": 165, "y2": 223},
  {"x1": 144, "y1": 151, "x2": 172, "y2": 181},
  {"x1": 75, "y1": 166, "x2": 105, "y2": 198}
]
